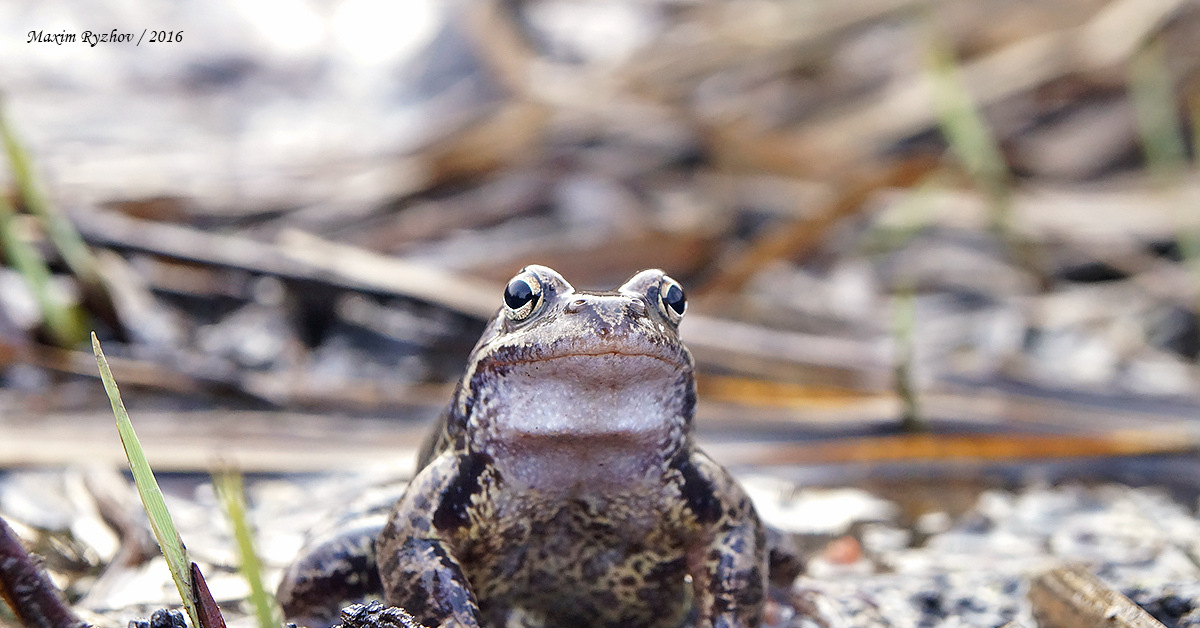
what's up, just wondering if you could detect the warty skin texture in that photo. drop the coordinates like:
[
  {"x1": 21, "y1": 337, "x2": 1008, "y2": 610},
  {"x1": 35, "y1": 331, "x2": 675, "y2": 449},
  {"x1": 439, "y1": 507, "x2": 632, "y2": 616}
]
[{"x1": 279, "y1": 266, "x2": 789, "y2": 628}]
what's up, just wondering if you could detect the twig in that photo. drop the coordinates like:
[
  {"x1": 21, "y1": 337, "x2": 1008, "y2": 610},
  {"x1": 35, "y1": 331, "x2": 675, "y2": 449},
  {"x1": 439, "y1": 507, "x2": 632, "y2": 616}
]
[
  {"x1": 794, "y1": 0, "x2": 1191, "y2": 167},
  {"x1": 73, "y1": 208, "x2": 328, "y2": 282},
  {"x1": 29, "y1": 344, "x2": 210, "y2": 395},
  {"x1": 464, "y1": 230, "x2": 718, "y2": 285},
  {"x1": 0, "y1": 410, "x2": 429, "y2": 472},
  {"x1": 0, "y1": 516, "x2": 87, "y2": 628},
  {"x1": 873, "y1": 176, "x2": 1200, "y2": 244},
  {"x1": 239, "y1": 370, "x2": 452, "y2": 411},
  {"x1": 681, "y1": 313, "x2": 892, "y2": 381},
  {"x1": 72, "y1": 207, "x2": 502, "y2": 319},
  {"x1": 274, "y1": 229, "x2": 499, "y2": 318},
  {"x1": 78, "y1": 468, "x2": 161, "y2": 609},
  {"x1": 1029, "y1": 564, "x2": 1166, "y2": 628},
  {"x1": 340, "y1": 169, "x2": 548, "y2": 249},
  {"x1": 747, "y1": 432, "x2": 1196, "y2": 467},
  {"x1": 93, "y1": 250, "x2": 183, "y2": 350},
  {"x1": 465, "y1": 0, "x2": 538, "y2": 99},
  {"x1": 696, "y1": 157, "x2": 936, "y2": 296},
  {"x1": 622, "y1": 0, "x2": 925, "y2": 100}
]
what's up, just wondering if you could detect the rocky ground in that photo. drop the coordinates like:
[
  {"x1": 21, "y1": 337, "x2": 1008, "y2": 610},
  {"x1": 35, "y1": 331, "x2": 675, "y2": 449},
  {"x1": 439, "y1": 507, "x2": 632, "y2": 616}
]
[{"x1": 4, "y1": 1, "x2": 1200, "y2": 626}]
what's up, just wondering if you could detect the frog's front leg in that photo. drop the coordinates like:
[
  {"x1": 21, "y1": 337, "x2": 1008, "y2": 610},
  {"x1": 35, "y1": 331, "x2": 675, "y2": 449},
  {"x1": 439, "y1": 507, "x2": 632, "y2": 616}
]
[
  {"x1": 376, "y1": 537, "x2": 481, "y2": 627},
  {"x1": 683, "y1": 452, "x2": 768, "y2": 628},
  {"x1": 376, "y1": 453, "x2": 487, "y2": 628},
  {"x1": 277, "y1": 519, "x2": 385, "y2": 627}
]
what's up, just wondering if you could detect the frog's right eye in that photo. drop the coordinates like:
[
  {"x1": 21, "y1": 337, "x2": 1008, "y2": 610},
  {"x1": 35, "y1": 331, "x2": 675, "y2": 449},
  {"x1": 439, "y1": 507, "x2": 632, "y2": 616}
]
[{"x1": 503, "y1": 272, "x2": 543, "y2": 321}]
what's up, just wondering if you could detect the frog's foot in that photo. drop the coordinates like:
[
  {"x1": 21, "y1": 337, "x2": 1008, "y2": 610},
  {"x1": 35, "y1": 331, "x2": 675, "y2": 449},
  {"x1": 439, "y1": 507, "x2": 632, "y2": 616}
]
[
  {"x1": 333, "y1": 601, "x2": 425, "y2": 628},
  {"x1": 765, "y1": 526, "x2": 804, "y2": 588},
  {"x1": 127, "y1": 608, "x2": 188, "y2": 628}
]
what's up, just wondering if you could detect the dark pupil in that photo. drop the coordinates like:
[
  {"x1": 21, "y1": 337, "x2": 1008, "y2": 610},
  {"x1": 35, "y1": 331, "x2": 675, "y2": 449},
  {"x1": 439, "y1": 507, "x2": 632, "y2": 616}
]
[
  {"x1": 663, "y1": 283, "x2": 686, "y2": 315},
  {"x1": 504, "y1": 278, "x2": 535, "y2": 310}
]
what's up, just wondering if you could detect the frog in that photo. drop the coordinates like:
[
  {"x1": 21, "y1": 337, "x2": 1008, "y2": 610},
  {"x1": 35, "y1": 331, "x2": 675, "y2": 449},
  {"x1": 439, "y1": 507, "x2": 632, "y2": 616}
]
[{"x1": 277, "y1": 266, "x2": 801, "y2": 628}]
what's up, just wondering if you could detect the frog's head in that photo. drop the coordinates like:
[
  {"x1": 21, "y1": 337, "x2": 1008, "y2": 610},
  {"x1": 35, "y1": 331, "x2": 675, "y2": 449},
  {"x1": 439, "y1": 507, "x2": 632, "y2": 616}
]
[{"x1": 451, "y1": 265, "x2": 695, "y2": 480}]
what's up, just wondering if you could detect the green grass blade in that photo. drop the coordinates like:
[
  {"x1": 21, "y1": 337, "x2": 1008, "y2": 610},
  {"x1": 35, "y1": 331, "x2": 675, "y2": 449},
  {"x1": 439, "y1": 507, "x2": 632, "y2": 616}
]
[
  {"x1": 1190, "y1": 90, "x2": 1199, "y2": 169},
  {"x1": 1129, "y1": 42, "x2": 1188, "y2": 188},
  {"x1": 0, "y1": 98, "x2": 102, "y2": 290},
  {"x1": 1129, "y1": 43, "x2": 1200, "y2": 323},
  {"x1": 0, "y1": 194, "x2": 85, "y2": 346},
  {"x1": 212, "y1": 471, "x2": 282, "y2": 628},
  {"x1": 93, "y1": 333, "x2": 201, "y2": 628},
  {"x1": 923, "y1": 29, "x2": 1012, "y2": 234},
  {"x1": 857, "y1": 171, "x2": 942, "y2": 256},
  {"x1": 921, "y1": 22, "x2": 1049, "y2": 287},
  {"x1": 891, "y1": 287, "x2": 925, "y2": 433}
]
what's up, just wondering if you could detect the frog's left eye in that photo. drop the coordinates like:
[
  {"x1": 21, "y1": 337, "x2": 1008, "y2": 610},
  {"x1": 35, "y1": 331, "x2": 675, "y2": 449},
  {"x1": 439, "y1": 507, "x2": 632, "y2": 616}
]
[
  {"x1": 503, "y1": 272, "x2": 543, "y2": 321},
  {"x1": 657, "y1": 276, "x2": 686, "y2": 323}
]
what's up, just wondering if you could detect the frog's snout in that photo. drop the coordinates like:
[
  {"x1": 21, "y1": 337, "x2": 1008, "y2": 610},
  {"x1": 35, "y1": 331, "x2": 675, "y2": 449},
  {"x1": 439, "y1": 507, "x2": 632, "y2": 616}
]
[{"x1": 562, "y1": 294, "x2": 647, "y2": 323}]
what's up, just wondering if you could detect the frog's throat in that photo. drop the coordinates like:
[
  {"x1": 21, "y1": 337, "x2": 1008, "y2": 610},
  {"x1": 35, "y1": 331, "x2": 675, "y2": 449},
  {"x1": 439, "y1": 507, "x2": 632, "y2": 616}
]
[{"x1": 471, "y1": 353, "x2": 691, "y2": 490}]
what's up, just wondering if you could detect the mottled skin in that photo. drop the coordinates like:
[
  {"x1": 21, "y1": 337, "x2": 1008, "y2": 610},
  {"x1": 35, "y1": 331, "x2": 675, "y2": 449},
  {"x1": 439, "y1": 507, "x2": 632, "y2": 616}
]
[{"x1": 279, "y1": 266, "x2": 794, "y2": 628}]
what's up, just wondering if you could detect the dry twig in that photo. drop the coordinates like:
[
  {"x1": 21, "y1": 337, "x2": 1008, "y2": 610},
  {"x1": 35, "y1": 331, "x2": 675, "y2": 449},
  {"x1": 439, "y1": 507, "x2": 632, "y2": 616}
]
[{"x1": 1029, "y1": 564, "x2": 1167, "y2": 628}]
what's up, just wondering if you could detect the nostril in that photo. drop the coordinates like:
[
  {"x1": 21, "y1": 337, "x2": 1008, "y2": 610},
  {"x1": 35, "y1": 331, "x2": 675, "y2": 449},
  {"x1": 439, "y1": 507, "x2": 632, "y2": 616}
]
[
  {"x1": 628, "y1": 301, "x2": 647, "y2": 316},
  {"x1": 573, "y1": 299, "x2": 586, "y2": 307},
  {"x1": 565, "y1": 298, "x2": 587, "y2": 313}
]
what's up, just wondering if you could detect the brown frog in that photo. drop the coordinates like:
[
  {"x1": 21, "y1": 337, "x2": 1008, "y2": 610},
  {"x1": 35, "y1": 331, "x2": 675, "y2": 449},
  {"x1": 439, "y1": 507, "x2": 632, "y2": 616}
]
[{"x1": 278, "y1": 266, "x2": 799, "y2": 628}]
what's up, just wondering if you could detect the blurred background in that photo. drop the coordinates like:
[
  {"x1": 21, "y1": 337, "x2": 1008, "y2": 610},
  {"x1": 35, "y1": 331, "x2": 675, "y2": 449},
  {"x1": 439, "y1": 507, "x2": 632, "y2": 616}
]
[{"x1": 4, "y1": 0, "x2": 1200, "y2": 626}]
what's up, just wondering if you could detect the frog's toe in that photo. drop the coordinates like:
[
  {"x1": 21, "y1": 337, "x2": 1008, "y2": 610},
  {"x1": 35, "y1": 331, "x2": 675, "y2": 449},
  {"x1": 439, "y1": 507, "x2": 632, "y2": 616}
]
[
  {"x1": 333, "y1": 601, "x2": 426, "y2": 628},
  {"x1": 127, "y1": 608, "x2": 187, "y2": 628}
]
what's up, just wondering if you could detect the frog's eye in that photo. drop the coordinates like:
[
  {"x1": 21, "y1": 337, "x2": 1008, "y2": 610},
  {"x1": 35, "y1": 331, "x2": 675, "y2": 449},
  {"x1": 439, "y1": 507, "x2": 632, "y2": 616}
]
[
  {"x1": 657, "y1": 276, "x2": 686, "y2": 323},
  {"x1": 503, "y1": 272, "x2": 543, "y2": 321}
]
